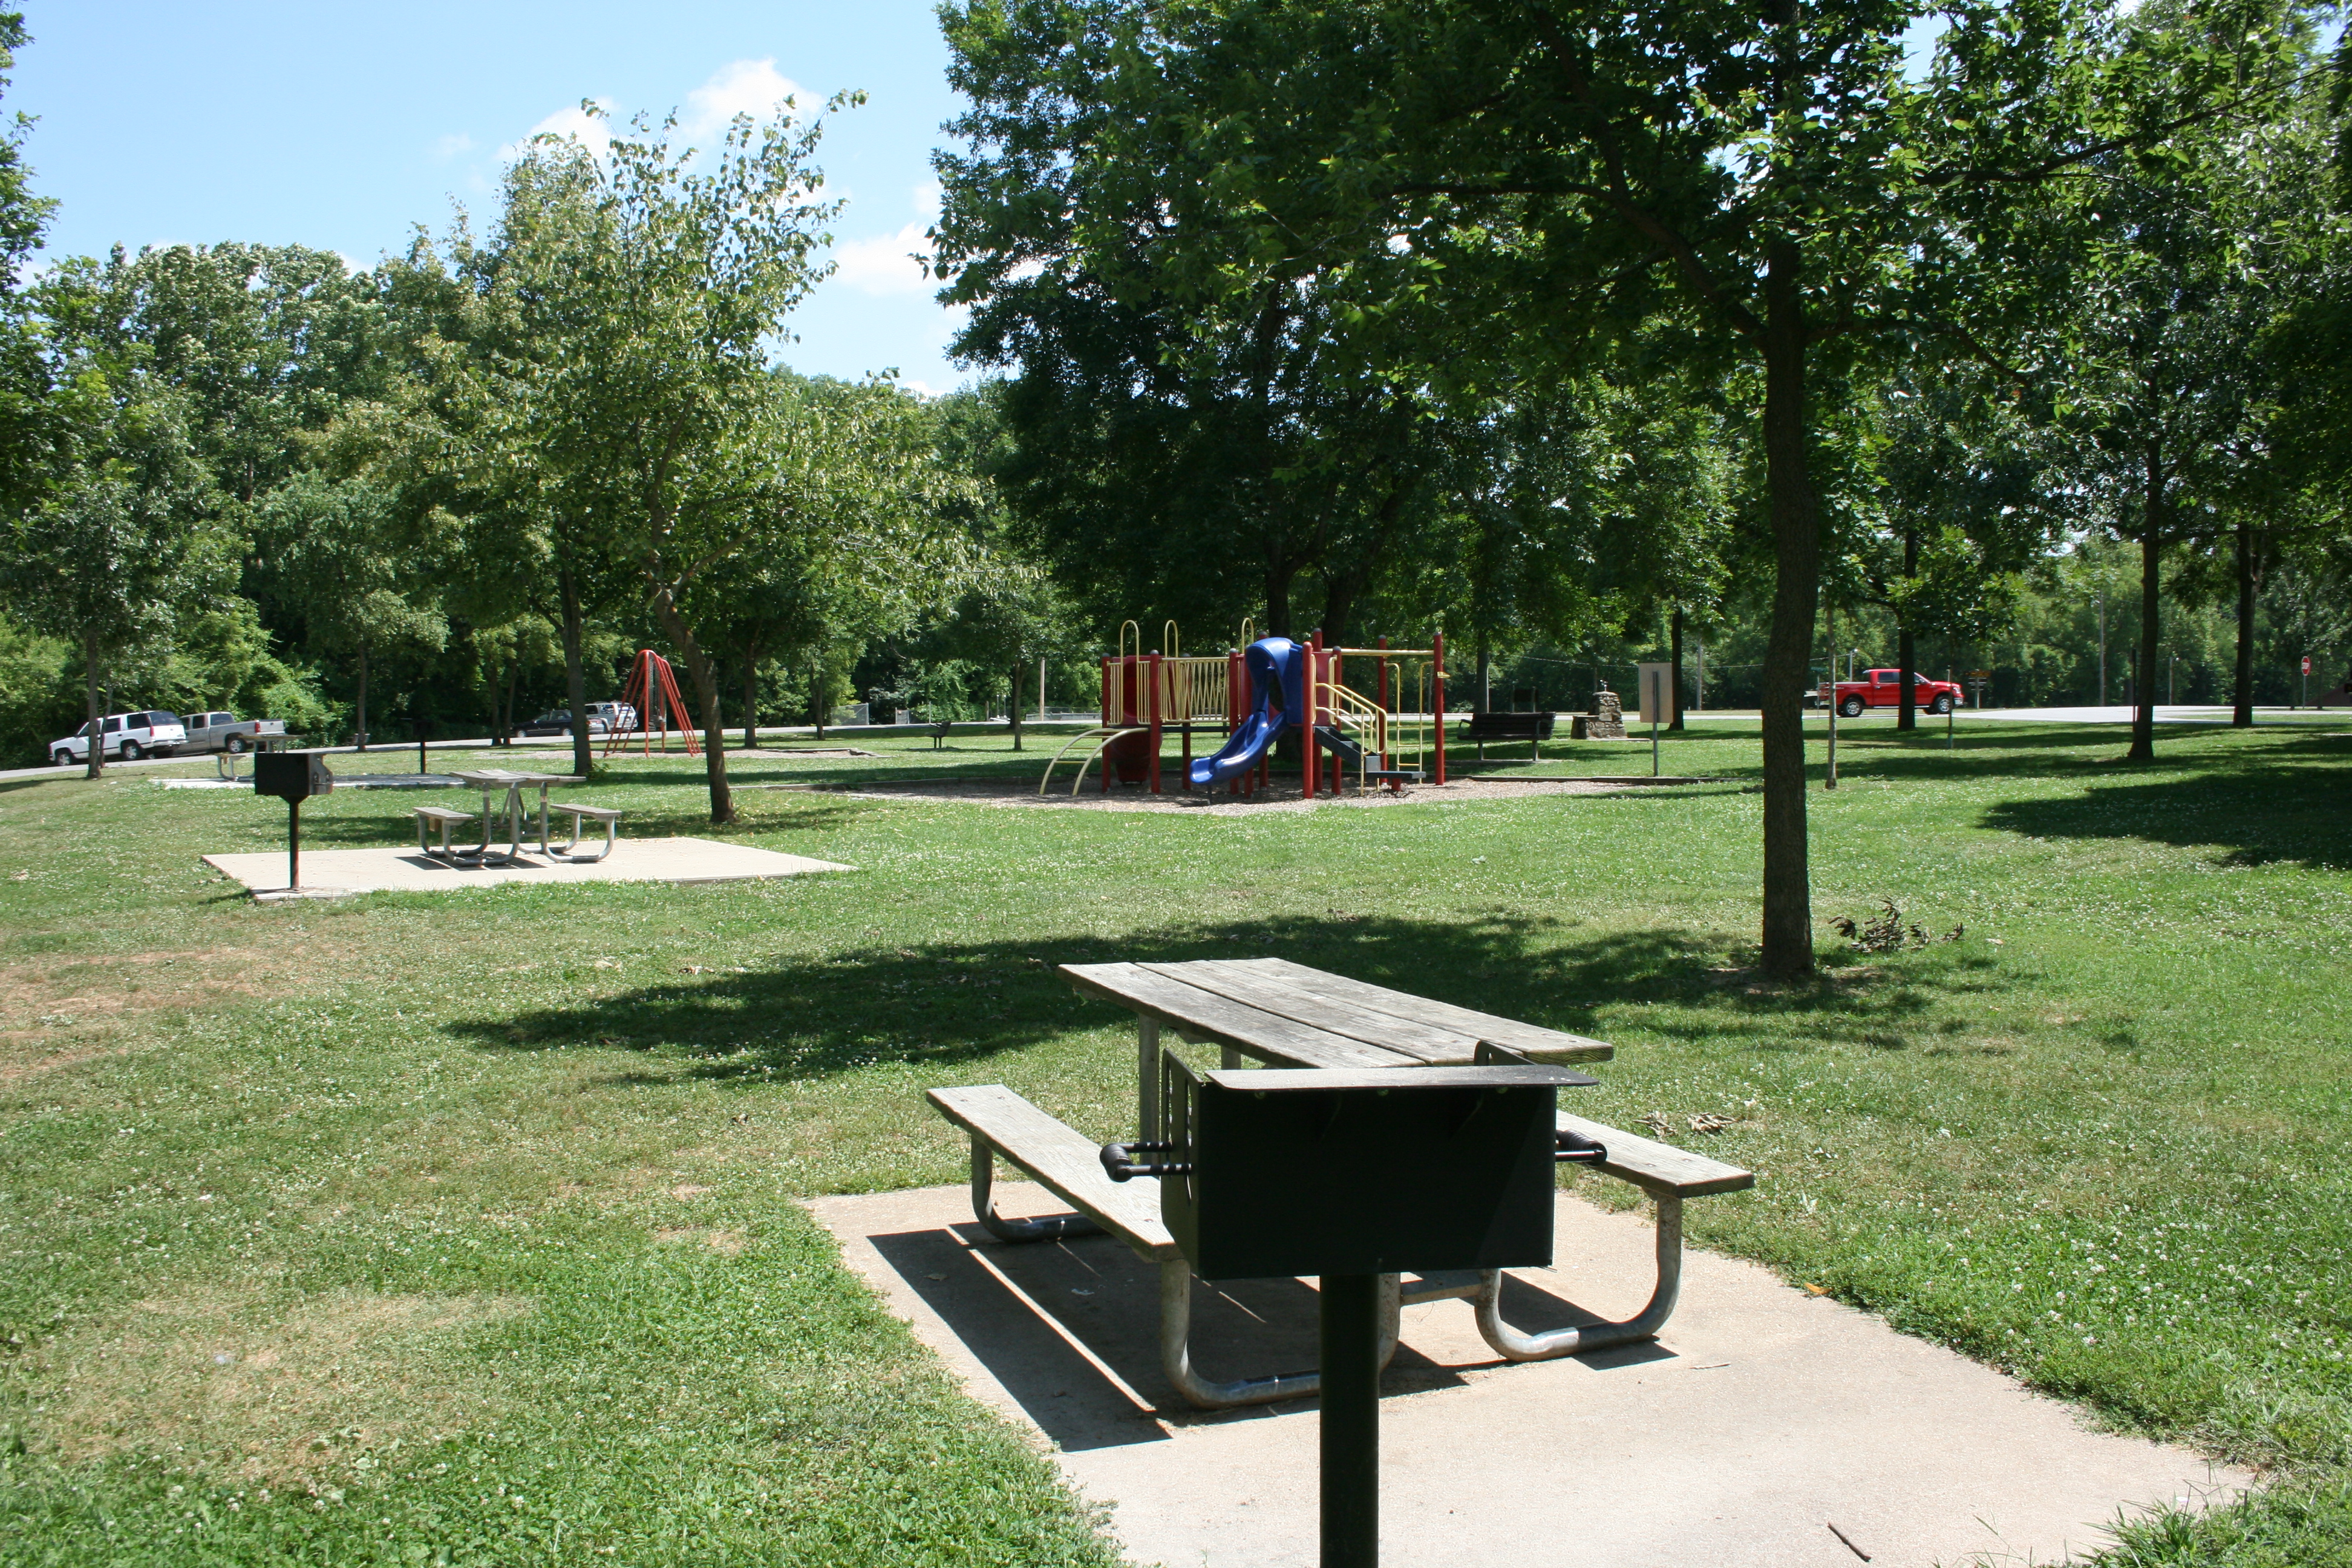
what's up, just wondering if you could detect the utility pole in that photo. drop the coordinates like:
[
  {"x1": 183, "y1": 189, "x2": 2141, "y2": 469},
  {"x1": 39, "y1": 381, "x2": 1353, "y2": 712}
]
[{"x1": 2100, "y1": 590, "x2": 2110, "y2": 704}]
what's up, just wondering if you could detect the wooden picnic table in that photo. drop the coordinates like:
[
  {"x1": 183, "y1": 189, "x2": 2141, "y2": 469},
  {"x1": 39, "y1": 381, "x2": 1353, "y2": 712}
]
[
  {"x1": 447, "y1": 768, "x2": 586, "y2": 863},
  {"x1": 1058, "y1": 956, "x2": 1613, "y2": 1139},
  {"x1": 924, "y1": 956, "x2": 1745, "y2": 1406}
]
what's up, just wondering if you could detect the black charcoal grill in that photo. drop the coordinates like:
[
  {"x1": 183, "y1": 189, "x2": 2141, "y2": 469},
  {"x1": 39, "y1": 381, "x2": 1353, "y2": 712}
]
[{"x1": 251, "y1": 751, "x2": 333, "y2": 890}]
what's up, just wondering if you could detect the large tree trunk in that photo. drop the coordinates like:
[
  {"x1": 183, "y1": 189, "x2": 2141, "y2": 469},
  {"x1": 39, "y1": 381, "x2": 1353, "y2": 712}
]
[
  {"x1": 1896, "y1": 526, "x2": 1918, "y2": 731},
  {"x1": 2232, "y1": 522, "x2": 2256, "y2": 728},
  {"x1": 485, "y1": 644, "x2": 506, "y2": 748},
  {"x1": 1669, "y1": 607, "x2": 1685, "y2": 731},
  {"x1": 1477, "y1": 642, "x2": 1491, "y2": 713},
  {"x1": 1758, "y1": 241, "x2": 1819, "y2": 978},
  {"x1": 82, "y1": 633, "x2": 103, "y2": 780},
  {"x1": 740, "y1": 646, "x2": 760, "y2": 750},
  {"x1": 649, "y1": 589, "x2": 734, "y2": 823},
  {"x1": 354, "y1": 638, "x2": 370, "y2": 751},
  {"x1": 1263, "y1": 558, "x2": 1295, "y2": 641},
  {"x1": 558, "y1": 563, "x2": 592, "y2": 778},
  {"x1": 811, "y1": 659, "x2": 828, "y2": 742},
  {"x1": 2128, "y1": 458, "x2": 2161, "y2": 763},
  {"x1": 1010, "y1": 659, "x2": 1024, "y2": 751}
]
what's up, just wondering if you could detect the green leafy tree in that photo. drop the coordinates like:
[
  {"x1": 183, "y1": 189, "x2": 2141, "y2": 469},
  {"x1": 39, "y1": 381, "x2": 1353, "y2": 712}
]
[
  {"x1": 1851, "y1": 377, "x2": 2068, "y2": 724},
  {"x1": 0, "y1": 11, "x2": 56, "y2": 518},
  {"x1": 255, "y1": 471, "x2": 446, "y2": 749},
  {"x1": 347, "y1": 230, "x2": 632, "y2": 778},
  {"x1": 483, "y1": 106, "x2": 843, "y2": 821},
  {"x1": 2056, "y1": 8, "x2": 2327, "y2": 759},
  {"x1": 1, "y1": 279, "x2": 223, "y2": 776},
  {"x1": 702, "y1": 373, "x2": 976, "y2": 745},
  {"x1": 936, "y1": 0, "x2": 2301, "y2": 974}
]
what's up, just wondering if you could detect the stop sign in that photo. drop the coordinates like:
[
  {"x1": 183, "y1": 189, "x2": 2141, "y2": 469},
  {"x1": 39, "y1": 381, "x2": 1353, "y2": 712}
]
[{"x1": 2305, "y1": 656, "x2": 2314, "y2": 675}]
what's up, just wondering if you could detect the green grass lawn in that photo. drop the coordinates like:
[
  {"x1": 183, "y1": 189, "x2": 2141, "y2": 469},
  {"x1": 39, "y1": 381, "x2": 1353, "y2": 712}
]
[{"x1": 2, "y1": 719, "x2": 2347, "y2": 1564}]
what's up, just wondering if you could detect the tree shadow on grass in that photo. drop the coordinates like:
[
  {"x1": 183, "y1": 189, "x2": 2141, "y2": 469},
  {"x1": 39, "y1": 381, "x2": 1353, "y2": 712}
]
[
  {"x1": 1978, "y1": 763, "x2": 2352, "y2": 870},
  {"x1": 446, "y1": 911, "x2": 2017, "y2": 1086}
]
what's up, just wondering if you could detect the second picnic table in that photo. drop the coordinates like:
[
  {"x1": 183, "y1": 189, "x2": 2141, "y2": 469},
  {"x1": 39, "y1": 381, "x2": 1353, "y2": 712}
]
[{"x1": 446, "y1": 768, "x2": 586, "y2": 863}]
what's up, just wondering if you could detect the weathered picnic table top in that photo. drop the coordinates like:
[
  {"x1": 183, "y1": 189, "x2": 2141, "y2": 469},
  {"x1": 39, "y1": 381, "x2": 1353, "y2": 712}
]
[{"x1": 1059, "y1": 956, "x2": 1612, "y2": 1070}]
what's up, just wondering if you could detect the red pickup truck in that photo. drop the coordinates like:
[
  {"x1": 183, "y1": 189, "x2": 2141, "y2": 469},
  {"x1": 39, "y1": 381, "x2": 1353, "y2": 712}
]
[{"x1": 1818, "y1": 668, "x2": 1964, "y2": 717}]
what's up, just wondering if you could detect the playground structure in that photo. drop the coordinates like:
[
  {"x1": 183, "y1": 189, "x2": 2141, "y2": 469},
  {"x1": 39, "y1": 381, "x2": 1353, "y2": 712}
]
[
  {"x1": 604, "y1": 649, "x2": 702, "y2": 758},
  {"x1": 1040, "y1": 621, "x2": 1448, "y2": 798}
]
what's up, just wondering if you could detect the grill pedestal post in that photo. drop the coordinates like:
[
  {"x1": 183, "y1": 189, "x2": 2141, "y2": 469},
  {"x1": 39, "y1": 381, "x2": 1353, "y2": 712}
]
[
  {"x1": 1320, "y1": 1272, "x2": 1380, "y2": 1567},
  {"x1": 286, "y1": 799, "x2": 301, "y2": 892}
]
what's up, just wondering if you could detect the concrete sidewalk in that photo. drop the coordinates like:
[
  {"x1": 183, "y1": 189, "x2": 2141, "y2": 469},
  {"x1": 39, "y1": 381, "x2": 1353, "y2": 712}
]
[
  {"x1": 809, "y1": 1183, "x2": 2242, "y2": 1568},
  {"x1": 202, "y1": 836, "x2": 851, "y2": 898}
]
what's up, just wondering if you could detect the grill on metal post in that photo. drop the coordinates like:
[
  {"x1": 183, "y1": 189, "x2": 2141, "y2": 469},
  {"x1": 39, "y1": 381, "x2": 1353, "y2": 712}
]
[
  {"x1": 250, "y1": 751, "x2": 334, "y2": 892},
  {"x1": 1103, "y1": 1054, "x2": 1600, "y2": 1568}
]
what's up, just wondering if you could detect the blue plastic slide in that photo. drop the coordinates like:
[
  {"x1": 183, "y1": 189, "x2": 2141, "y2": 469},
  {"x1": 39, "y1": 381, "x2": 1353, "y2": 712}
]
[{"x1": 1189, "y1": 638, "x2": 1305, "y2": 788}]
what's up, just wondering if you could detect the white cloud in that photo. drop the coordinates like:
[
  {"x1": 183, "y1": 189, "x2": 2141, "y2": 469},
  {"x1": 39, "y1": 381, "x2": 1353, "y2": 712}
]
[
  {"x1": 500, "y1": 99, "x2": 615, "y2": 163},
  {"x1": 681, "y1": 58, "x2": 806, "y2": 142},
  {"x1": 899, "y1": 377, "x2": 947, "y2": 400},
  {"x1": 431, "y1": 132, "x2": 475, "y2": 162},
  {"x1": 831, "y1": 221, "x2": 935, "y2": 296},
  {"x1": 495, "y1": 60, "x2": 806, "y2": 172},
  {"x1": 912, "y1": 180, "x2": 942, "y2": 218}
]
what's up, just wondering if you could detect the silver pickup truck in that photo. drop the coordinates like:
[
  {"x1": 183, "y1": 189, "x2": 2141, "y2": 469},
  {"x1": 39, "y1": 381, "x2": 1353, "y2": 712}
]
[{"x1": 179, "y1": 710, "x2": 289, "y2": 754}]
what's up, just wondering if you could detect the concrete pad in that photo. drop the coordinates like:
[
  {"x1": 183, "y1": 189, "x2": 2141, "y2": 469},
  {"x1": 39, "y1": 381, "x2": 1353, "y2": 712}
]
[
  {"x1": 201, "y1": 835, "x2": 852, "y2": 897},
  {"x1": 808, "y1": 1183, "x2": 2244, "y2": 1568}
]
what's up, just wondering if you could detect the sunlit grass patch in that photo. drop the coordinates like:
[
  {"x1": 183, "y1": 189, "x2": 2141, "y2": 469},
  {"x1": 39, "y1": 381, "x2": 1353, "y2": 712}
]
[{"x1": 0, "y1": 719, "x2": 2346, "y2": 1561}]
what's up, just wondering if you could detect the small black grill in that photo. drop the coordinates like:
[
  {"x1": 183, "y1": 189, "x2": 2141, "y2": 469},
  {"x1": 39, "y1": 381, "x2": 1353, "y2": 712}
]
[
  {"x1": 1105, "y1": 1054, "x2": 1598, "y2": 1567},
  {"x1": 251, "y1": 751, "x2": 333, "y2": 802},
  {"x1": 251, "y1": 752, "x2": 333, "y2": 890}
]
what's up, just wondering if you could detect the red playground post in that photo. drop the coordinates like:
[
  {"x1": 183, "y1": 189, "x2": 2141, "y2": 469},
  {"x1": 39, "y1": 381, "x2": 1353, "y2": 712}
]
[{"x1": 1148, "y1": 651, "x2": 1165, "y2": 794}]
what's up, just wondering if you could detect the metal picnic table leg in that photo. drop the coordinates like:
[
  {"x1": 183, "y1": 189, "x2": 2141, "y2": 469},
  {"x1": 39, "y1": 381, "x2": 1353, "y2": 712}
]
[
  {"x1": 504, "y1": 784, "x2": 524, "y2": 860},
  {"x1": 1157, "y1": 1263, "x2": 1400, "y2": 1411},
  {"x1": 468, "y1": 787, "x2": 496, "y2": 860},
  {"x1": 1472, "y1": 1192, "x2": 1685, "y2": 1360},
  {"x1": 537, "y1": 781, "x2": 553, "y2": 855}
]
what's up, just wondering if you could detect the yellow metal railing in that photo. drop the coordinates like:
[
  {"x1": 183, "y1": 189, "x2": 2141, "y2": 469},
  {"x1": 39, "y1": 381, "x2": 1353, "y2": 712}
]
[
  {"x1": 1162, "y1": 657, "x2": 1231, "y2": 724},
  {"x1": 1316, "y1": 680, "x2": 1390, "y2": 792},
  {"x1": 1323, "y1": 658, "x2": 1436, "y2": 785},
  {"x1": 1039, "y1": 725, "x2": 1151, "y2": 794}
]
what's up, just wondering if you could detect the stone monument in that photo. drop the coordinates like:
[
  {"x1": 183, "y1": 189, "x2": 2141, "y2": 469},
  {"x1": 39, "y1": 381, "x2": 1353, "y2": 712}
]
[{"x1": 1571, "y1": 686, "x2": 1626, "y2": 740}]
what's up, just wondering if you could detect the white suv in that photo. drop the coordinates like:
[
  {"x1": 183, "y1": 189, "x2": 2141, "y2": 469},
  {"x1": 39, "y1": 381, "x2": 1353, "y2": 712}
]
[{"x1": 51, "y1": 711, "x2": 189, "y2": 766}]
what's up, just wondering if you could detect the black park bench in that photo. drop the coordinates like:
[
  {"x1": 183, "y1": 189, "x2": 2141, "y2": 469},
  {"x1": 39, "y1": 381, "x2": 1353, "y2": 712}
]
[{"x1": 1460, "y1": 710, "x2": 1557, "y2": 761}]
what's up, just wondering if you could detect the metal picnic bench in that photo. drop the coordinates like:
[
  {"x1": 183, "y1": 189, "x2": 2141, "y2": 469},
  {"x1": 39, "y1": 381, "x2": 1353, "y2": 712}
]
[
  {"x1": 415, "y1": 771, "x2": 625, "y2": 866},
  {"x1": 927, "y1": 956, "x2": 1754, "y2": 1409}
]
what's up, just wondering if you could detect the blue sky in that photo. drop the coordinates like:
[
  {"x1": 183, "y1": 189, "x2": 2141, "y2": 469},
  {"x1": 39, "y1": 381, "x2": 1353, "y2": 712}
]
[{"x1": 11, "y1": 1, "x2": 975, "y2": 394}]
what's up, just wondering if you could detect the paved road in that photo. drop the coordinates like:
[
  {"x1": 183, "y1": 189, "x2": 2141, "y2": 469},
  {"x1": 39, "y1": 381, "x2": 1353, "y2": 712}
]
[
  {"x1": 1956, "y1": 704, "x2": 2342, "y2": 724},
  {"x1": 0, "y1": 720, "x2": 1072, "y2": 786},
  {"x1": 1676, "y1": 705, "x2": 2344, "y2": 725}
]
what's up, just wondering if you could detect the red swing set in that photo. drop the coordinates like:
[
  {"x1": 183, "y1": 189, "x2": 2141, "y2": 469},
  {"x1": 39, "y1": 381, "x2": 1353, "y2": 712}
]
[{"x1": 603, "y1": 648, "x2": 702, "y2": 758}]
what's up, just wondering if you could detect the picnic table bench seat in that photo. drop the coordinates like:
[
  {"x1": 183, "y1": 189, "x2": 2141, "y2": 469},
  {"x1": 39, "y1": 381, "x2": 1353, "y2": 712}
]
[
  {"x1": 545, "y1": 801, "x2": 625, "y2": 862},
  {"x1": 411, "y1": 803, "x2": 479, "y2": 861},
  {"x1": 929, "y1": 1083, "x2": 1370, "y2": 1409}
]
